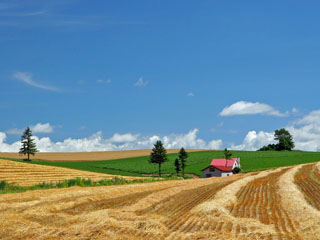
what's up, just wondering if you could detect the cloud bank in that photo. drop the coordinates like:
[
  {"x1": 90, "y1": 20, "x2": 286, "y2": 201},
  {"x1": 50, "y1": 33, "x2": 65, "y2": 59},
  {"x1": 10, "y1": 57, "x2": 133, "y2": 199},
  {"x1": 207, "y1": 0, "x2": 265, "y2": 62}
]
[
  {"x1": 232, "y1": 109, "x2": 320, "y2": 151},
  {"x1": 220, "y1": 101, "x2": 287, "y2": 117},
  {"x1": 0, "y1": 128, "x2": 223, "y2": 152}
]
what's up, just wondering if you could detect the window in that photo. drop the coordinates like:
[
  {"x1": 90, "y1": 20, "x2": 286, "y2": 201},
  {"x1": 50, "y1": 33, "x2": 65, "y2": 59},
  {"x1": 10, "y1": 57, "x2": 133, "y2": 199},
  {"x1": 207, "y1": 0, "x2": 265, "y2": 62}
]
[
  {"x1": 209, "y1": 167, "x2": 215, "y2": 172},
  {"x1": 206, "y1": 174, "x2": 211, "y2": 178}
]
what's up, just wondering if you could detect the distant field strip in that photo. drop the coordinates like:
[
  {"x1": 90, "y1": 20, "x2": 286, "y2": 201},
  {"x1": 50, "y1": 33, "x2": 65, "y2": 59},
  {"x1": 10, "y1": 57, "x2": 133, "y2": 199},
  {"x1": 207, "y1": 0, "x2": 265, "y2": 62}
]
[
  {"x1": 0, "y1": 149, "x2": 206, "y2": 162},
  {"x1": 0, "y1": 159, "x2": 138, "y2": 186},
  {"x1": 3, "y1": 150, "x2": 320, "y2": 177},
  {"x1": 294, "y1": 163, "x2": 320, "y2": 210},
  {"x1": 1, "y1": 163, "x2": 320, "y2": 239}
]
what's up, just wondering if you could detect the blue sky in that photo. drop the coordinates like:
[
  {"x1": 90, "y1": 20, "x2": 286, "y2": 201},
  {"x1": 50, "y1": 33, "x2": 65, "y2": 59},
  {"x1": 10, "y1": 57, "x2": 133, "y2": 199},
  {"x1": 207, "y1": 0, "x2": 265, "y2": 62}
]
[{"x1": 1, "y1": 0, "x2": 320, "y2": 152}]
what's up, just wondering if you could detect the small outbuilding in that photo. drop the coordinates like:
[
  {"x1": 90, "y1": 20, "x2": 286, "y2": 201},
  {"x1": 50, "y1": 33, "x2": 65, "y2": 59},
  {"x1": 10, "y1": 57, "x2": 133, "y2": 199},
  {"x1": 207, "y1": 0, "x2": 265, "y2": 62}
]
[{"x1": 202, "y1": 157, "x2": 240, "y2": 178}]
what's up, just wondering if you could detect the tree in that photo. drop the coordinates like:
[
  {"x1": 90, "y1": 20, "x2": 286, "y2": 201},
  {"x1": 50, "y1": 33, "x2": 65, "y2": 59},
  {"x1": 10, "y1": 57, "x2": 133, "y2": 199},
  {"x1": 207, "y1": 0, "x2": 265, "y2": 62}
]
[
  {"x1": 274, "y1": 128, "x2": 295, "y2": 151},
  {"x1": 258, "y1": 144, "x2": 277, "y2": 151},
  {"x1": 174, "y1": 158, "x2": 181, "y2": 176},
  {"x1": 258, "y1": 128, "x2": 295, "y2": 151},
  {"x1": 19, "y1": 127, "x2": 38, "y2": 161},
  {"x1": 179, "y1": 147, "x2": 188, "y2": 178},
  {"x1": 149, "y1": 141, "x2": 168, "y2": 177},
  {"x1": 232, "y1": 167, "x2": 241, "y2": 174},
  {"x1": 224, "y1": 148, "x2": 232, "y2": 167}
]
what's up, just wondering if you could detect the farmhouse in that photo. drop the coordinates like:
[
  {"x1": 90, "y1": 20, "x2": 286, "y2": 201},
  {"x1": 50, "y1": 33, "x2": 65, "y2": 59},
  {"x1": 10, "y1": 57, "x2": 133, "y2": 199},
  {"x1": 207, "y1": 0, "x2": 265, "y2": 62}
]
[{"x1": 202, "y1": 157, "x2": 240, "y2": 178}]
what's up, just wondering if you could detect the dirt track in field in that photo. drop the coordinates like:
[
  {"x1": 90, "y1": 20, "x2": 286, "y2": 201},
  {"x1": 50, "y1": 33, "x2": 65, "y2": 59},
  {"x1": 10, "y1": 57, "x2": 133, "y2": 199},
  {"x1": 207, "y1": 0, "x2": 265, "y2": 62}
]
[
  {"x1": 0, "y1": 149, "x2": 207, "y2": 162},
  {"x1": 0, "y1": 159, "x2": 139, "y2": 186},
  {"x1": 0, "y1": 162, "x2": 320, "y2": 239}
]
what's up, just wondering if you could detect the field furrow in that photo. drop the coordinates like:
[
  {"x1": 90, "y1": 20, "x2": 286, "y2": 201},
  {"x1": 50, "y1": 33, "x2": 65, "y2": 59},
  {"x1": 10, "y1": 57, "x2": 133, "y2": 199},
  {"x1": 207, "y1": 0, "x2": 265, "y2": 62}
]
[
  {"x1": 0, "y1": 159, "x2": 139, "y2": 186},
  {"x1": 136, "y1": 178, "x2": 237, "y2": 237},
  {"x1": 294, "y1": 164, "x2": 320, "y2": 210},
  {"x1": 229, "y1": 168, "x2": 301, "y2": 240},
  {"x1": 1, "y1": 161, "x2": 320, "y2": 239}
]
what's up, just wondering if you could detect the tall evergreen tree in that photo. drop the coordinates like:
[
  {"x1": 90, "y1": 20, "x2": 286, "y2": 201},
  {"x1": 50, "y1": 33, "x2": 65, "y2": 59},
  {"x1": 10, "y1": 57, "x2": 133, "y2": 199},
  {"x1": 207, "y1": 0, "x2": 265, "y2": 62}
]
[
  {"x1": 224, "y1": 148, "x2": 232, "y2": 167},
  {"x1": 179, "y1": 147, "x2": 188, "y2": 178},
  {"x1": 149, "y1": 141, "x2": 168, "y2": 177},
  {"x1": 174, "y1": 158, "x2": 181, "y2": 176},
  {"x1": 19, "y1": 127, "x2": 38, "y2": 161}
]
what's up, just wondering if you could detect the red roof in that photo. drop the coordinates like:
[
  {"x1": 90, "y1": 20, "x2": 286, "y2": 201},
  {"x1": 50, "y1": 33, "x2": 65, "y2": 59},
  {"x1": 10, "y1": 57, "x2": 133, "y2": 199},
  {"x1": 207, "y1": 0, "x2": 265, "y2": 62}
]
[
  {"x1": 210, "y1": 158, "x2": 237, "y2": 168},
  {"x1": 214, "y1": 165, "x2": 233, "y2": 172}
]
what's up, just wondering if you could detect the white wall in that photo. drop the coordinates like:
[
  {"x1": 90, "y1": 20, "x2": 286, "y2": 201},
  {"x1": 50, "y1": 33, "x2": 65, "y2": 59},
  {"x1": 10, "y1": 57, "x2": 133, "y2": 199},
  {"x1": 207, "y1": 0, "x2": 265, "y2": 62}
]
[
  {"x1": 202, "y1": 167, "x2": 233, "y2": 178},
  {"x1": 221, "y1": 172, "x2": 233, "y2": 177}
]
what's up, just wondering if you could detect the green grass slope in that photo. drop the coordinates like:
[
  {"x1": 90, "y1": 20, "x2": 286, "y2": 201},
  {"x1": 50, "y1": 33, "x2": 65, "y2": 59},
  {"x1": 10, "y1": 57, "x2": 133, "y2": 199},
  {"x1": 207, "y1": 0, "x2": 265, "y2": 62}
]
[{"x1": 3, "y1": 150, "x2": 320, "y2": 177}]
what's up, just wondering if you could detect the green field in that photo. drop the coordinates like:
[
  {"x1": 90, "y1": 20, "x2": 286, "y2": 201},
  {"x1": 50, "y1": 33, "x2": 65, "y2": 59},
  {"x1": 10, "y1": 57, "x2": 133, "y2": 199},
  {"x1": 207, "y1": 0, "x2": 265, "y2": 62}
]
[{"x1": 3, "y1": 150, "x2": 320, "y2": 177}]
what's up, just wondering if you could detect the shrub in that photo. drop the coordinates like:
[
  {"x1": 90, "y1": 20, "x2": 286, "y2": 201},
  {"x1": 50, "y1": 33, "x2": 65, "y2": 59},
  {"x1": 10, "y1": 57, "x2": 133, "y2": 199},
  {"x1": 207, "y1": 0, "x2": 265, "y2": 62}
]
[
  {"x1": 232, "y1": 167, "x2": 241, "y2": 174},
  {"x1": 0, "y1": 181, "x2": 6, "y2": 190}
]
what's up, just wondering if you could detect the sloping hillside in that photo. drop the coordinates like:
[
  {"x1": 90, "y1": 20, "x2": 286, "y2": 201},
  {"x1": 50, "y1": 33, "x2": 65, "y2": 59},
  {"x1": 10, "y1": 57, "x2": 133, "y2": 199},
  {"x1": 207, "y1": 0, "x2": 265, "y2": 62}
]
[
  {"x1": 0, "y1": 159, "x2": 139, "y2": 186},
  {"x1": 0, "y1": 163, "x2": 319, "y2": 239}
]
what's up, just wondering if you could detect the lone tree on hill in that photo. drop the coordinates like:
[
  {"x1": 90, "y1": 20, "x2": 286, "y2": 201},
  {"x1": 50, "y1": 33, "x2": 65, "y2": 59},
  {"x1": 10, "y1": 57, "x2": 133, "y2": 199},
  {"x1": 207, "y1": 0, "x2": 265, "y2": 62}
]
[
  {"x1": 274, "y1": 128, "x2": 295, "y2": 151},
  {"x1": 259, "y1": 128, "x2": 295, "y2": 151},
  {"x1": 149, "y1": 140, "x2": 168, "y2": 177},
  {"x1": 174, "y1": 158, "x2": 181, "y2": 176},
  {"x1": 224, "y1": 148, "x2": 232, "y2": 167},
  {"x1": 19, "y1": 127, "x2": 38, "y2": 161},
  {"x1": 179, "y1": 147, "x2": 188, "y2": 178}
]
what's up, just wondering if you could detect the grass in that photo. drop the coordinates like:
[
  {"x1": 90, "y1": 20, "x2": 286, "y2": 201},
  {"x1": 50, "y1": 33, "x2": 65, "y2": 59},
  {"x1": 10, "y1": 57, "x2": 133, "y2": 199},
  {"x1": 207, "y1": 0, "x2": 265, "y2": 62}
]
[
  {"x1": 3, "y1": 150, "x2": 320, "y2": 177},
  {"x1": 0, "y1": 176, "x2": 180, "y2": 194}
]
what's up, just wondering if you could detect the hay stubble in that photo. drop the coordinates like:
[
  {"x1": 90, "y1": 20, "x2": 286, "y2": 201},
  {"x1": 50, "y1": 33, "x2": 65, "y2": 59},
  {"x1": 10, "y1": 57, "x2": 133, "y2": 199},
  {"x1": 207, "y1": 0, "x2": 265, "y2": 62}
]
[{"x1": 0, "y1": 162, "x2": 320, "y2": 239}]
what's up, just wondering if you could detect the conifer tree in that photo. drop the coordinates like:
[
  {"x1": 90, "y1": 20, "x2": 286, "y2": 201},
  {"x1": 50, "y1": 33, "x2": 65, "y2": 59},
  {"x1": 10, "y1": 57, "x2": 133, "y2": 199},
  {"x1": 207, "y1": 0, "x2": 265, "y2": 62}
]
[
  {"x1": 179, "y1": 147, "x2": 188, "y2": 178},
  {"x1": 149, "y1": 141, "x2": 168, "y2": 177},
  {"x1": 174, "y1": 158, "x2": 181, "y2": 176},
  {"x1": 224, "y1": 148, "x2": 232, "y2": 167},
  {"x1": 19, "y1": 127, "x2": 38, "y2": 161}
]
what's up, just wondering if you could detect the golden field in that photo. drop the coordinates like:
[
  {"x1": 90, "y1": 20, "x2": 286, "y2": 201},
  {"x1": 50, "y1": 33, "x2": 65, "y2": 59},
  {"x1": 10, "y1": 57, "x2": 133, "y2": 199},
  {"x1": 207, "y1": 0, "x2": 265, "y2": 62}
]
[
  {"x1": 0, "y1": 149, "x2": 206, "y2": 161},
  {"x1": 0, "y1": 161, "x2": 320, "y2": 239},
  {"x1": 0, "y1": 159, "x2": 139, "y2": 186}
]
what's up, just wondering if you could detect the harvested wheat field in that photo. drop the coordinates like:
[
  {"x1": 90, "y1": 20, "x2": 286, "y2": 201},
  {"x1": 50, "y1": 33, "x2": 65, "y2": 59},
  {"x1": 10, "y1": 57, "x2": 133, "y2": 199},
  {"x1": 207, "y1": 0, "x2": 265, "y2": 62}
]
[
  {"x1": 1, "y1": 163, "x2": 320, "y2": 240},
  {"x1": 0, "y1": 159, "x2": 139, "y2": 186},
  {"x1": 0, "y1": 149, "x2": 207, "y2": 161}
]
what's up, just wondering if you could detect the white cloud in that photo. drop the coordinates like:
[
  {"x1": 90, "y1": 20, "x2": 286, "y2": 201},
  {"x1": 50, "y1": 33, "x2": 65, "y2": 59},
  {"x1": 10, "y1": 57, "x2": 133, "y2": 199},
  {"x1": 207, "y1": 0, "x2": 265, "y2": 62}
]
[
  {"x1": 6, "y1": 123, "x2": 54, "y2": 135},
  {"x1": 13, "y1": 72, "x2": 60, "y2": 91},
  {"x1": 219, "y1": 101, "x2": 287, "y2": 117},
  {"x1": 208, "y1": 139, "x2": 223, "y2": 149},
  {"x1": 134, "y1": 77, "x2": 148, "y2": 87},
  {"x1": 0, "y1": 132, "x2": 21, "y2": 152},
  {"x1": 0, "y1": 129, "x2": 223, "y2": 152},
  {"x1": 109, "y1": 133, "x2": 138, "y2": 143},
  {"x1": 6, "y1": 128, "x2": 23, "y2": 135},
  {"x1": 232, "y1": 109, "x2": 320, "y2": 151},
  {"x1": 211, "y1": 122, "x2": 224, "y2": 132},
  {"x1": 187, "y1": 92, "x2": 195, "y2": 97},
  {"x1": 231, "y1": 131, "x2": 275, "y2": 151},
  {"x1": 295, "y1": 110, "x2": 320, "y2": 125},
  {"x1": 97, "y1": 79, "x2": 111, "y2": 84},
  {"x1": 31, "y1": 123, "x2": 54, "y2": 133},
  {"x1": 287, "y1": 110, "x2": 320, "y2": 151}
]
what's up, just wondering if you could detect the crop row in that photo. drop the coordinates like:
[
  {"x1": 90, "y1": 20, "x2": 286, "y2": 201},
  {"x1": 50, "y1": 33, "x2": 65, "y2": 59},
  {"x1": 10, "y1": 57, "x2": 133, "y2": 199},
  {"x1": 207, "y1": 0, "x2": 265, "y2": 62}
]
[
  {"x1": 0, "y1": 159, "x2": 129, "y2": 186},
  {"x1": 294, "y1": 164, "x2": 320, "y2": 210},
  {"x1": 228, "y1": 168, "x2": 301, "y2": 240}
]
